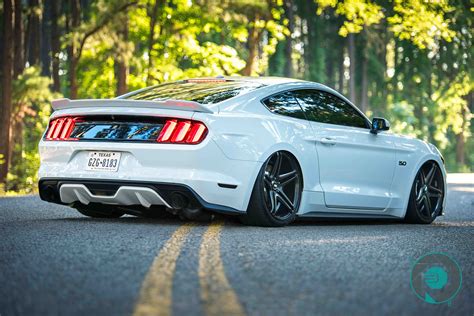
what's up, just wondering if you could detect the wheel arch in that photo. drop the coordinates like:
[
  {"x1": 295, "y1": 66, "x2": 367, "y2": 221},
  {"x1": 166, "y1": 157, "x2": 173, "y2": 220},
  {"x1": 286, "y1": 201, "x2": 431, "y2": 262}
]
[
  {"x1": 243, "y1": 145, "x2": 306, "y2": 213},
  {"x1": 257, "y1": 144, "x2": 306, "y2": 189},
  {"x1": 400, "y1": 155, "x2": 446, "y2": 218}
]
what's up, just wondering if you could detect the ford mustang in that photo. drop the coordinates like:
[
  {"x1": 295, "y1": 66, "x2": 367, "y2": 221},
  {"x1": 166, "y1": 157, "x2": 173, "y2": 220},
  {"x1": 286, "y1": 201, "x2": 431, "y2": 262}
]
[{"x1": 38, "y1": 77, "x2": 446, "y2": 226}]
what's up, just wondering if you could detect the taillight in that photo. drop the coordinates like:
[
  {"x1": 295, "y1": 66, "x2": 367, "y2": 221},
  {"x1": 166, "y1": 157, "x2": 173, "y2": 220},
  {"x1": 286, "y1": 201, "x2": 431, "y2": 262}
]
[
  {"x1": 44, "y1": 116, "x2": 208, "y2": 144},
  {"x1": 44, "y1": 116, "x2": 79, "y2": 141},
  {"x1": 157, "y1": 119, "x2": 208, "y2": 144}
]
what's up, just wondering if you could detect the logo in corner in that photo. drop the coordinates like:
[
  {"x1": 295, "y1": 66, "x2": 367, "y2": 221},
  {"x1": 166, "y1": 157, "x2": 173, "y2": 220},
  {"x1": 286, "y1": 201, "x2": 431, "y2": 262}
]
[{"x1": 410, "y1": 252, "x2": 462, "y2": 305}]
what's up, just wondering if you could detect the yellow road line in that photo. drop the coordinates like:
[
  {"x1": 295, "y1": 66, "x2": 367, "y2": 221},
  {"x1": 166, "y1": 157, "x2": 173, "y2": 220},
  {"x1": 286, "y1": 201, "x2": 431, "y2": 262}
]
[
  {"x1": 133, "y1": 224, "x2": 194, "y2": 316},
  {"x1": 199, "y1": 221, "x2": 246, "y2": 316}
]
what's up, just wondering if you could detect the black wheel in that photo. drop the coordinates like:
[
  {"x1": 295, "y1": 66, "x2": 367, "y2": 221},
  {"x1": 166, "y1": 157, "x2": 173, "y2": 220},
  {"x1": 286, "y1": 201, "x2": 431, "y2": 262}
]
[
  {"x1": 74, "y1": 203, "x2": 124, "y2": 218},
  {"x1": 241, "y1": 151, "x2": 303, "y2": 227},
  {"x1": 405, "y1": 161, "x2": 444, "y2": 224}
]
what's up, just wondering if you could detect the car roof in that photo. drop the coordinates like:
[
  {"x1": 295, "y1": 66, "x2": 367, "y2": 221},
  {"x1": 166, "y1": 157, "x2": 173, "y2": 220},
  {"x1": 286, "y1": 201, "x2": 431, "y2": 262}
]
[
  {"x1": 210, "y1": 77, "x2": 370, "y2": 124},
  {"x1": 191, "y1": 76, "x2": 307, "y2": 86}
]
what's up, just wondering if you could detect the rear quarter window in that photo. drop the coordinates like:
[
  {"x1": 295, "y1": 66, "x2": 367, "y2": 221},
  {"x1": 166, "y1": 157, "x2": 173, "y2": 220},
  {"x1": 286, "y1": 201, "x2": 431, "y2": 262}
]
[{"x1": 262, "y1": 92, "x2": 307, "y2": 120}]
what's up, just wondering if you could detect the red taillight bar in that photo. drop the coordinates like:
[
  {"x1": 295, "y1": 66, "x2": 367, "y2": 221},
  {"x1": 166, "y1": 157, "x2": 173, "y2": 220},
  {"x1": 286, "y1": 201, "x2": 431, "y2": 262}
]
[
  {"x1": 170, "y1": 121, "x2": 192, "y2": 143},
  {"x1": 44, "y1": 116, "x2": 80, "y2": 141},
  {"x1": 157, "y1": 119, "x2": 207, "y2": 144},
  {"x1": 44, "y1": 116, "x2": 208, "y2": 144},
  {"x1": 157, "y1": 120, "x2": 177, "y2": 142},
  {"x1": 186, "y1": 123, "x2": 207, "y2": 144}
]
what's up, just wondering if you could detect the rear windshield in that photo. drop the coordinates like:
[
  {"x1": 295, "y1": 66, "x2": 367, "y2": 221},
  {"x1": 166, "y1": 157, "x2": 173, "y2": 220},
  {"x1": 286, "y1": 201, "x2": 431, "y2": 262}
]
[{"x1": 120, "y1": 80, "x2": 265, "y2": 105}]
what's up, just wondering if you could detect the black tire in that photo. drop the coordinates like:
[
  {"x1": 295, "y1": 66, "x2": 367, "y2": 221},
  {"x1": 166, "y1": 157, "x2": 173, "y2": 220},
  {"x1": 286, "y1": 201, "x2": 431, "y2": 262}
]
[
  {"x1": 405, "y1": 161, "x2": 444, "y2": 224},
  {"x1": 241, "y1": 151, "x2": 303, "y2": 227},
  {"x1": 74, "y1": 203, "x2": 124, "y2": 218}
]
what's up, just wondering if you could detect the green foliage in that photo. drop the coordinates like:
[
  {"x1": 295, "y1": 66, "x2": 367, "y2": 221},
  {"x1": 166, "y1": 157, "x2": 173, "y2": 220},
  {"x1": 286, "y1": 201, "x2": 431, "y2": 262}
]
[
  {"x1": 2, "y1": 0, "x2": 472, "y2": 194},
  {"x1": 336, "y1": 0, "x2": 384, "y2": 37},
  {"x1": 388, "y1": 0, "x2": 456, "y2": 49},
  {"x1": 6, "y1": 67, "x2": 60, "y2": 193}
]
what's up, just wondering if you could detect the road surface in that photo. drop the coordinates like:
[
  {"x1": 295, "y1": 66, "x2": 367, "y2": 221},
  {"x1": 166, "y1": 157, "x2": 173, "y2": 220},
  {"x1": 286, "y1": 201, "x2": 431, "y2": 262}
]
[{"x1": 0, "y1": 175, "x2": 473, "y2": 315}]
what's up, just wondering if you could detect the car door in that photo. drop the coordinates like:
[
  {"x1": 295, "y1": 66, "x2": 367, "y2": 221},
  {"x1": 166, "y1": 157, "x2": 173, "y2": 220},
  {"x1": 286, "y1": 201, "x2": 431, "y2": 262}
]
[{"x1": 292, "y1": 89, "x2": 396, "y2": 210}]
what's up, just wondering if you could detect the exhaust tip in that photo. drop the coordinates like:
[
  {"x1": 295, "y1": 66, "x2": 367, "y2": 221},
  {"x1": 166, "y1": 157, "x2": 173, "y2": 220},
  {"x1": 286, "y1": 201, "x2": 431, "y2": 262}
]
[
  {"x1": 170, "y1": 192, "x2": 188, "y2": 209},
  {"x1": 43, "y1": 185, "x2": 57, "y2": 202}
]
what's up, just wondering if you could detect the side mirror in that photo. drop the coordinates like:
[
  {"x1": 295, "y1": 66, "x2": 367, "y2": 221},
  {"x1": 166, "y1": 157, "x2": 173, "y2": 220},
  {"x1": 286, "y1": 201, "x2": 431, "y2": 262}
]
[{"x1": 370, "y1": 117, "x2": 390, "y2": 134}]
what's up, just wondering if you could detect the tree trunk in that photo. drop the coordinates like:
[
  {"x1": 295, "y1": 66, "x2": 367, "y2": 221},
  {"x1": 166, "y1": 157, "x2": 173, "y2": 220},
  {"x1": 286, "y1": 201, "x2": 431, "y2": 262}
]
[
  {"x1": 51, "y1": 0, "x2": 61, "y2": 92},
  {"x1": 455, "y1": 131, "x2": 465, "y2": 166},
  {"x1": 348, "y1": 33, "x2": 356, "y2": 104},
  {"x1": 146, "y1": 0, "x2": 161, "y2": 85},
  {"x1": 13, "y1": 0, "x2": 24, "y2": 78},
  {"x1": 116, "y1": 11, "x2": 129, "y2": 96},
  {"x1": 26, "y1": 0, "x2": 41, "y2": 66},
  {"x1": 68, "y1": 0, "x2": 80, "y2": 98},
  {"x1": 455, "y1": 92, "x2": 472, "y2": 166},
  {"x1": 360, "y1": 32, "x2": 369, "y2": 113},
  {"x1": 303, "y1": 0, "x2": 326, "y2": 83},
  {"x1": 242, "y1": 20, "x2": 262, "y2": 76},
  {"x1": 9, "y1": 110, "x2": 24, "y2": 191},
  {"x1": 10, "y1": 0, "x2": 27, "y2": 178},
  {"x1": 283, "y1": 0, "x2": 294, "y2": 78},
  {"x1": 325, "y1": 18, "x2": 336, "y2": 88},
  {"x1": 41, "y1": 0, "x2": 52, "y2": 76},
  {"x1": 0, "y1": 0, "x2": 14, "y2": 184},
  {"x1": 360, "y1": 56, "x2": 368, "y2": 113},
  {"x1": 337, "y1": 35, "x2": 345, "y2": 92},
  {"x1": 379, "y1": 22, "x2": 389, "y2": 113}
]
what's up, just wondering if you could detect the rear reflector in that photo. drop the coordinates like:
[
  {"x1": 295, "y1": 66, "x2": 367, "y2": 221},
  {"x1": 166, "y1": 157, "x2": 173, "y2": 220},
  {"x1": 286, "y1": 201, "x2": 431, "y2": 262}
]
[{"x1": 157, "y1": 119, "x2": 207, "y2": 144}]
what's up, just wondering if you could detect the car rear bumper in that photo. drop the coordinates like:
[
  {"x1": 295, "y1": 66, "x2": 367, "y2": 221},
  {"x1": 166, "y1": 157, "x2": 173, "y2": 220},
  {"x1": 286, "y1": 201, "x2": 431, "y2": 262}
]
[
  {"x1": 38, "y1": 138, "x2": 262, "y2": 212},
  {"x1": 38, "y1": 178, "x2": 242, "y2": 214}
]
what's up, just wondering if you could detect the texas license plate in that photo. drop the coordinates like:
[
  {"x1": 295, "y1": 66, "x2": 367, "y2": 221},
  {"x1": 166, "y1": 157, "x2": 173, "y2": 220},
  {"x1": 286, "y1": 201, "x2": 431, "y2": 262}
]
[{"x1": 85, "y1": 151, "x2": 121, "y2": 172}]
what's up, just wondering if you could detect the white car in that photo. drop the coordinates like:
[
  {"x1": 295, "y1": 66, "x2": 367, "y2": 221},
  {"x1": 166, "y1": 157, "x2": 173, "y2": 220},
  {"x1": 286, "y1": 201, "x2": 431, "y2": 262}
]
[{"x1": 38, "y1": 77, "x2": 446, "y2": 226}]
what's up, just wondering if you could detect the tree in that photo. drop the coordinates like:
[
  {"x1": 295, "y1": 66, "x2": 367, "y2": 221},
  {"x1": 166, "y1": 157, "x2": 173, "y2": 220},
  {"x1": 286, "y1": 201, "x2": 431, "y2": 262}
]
[
  {"x1": 13, "y1": 0, "x2": 24, "y2": 78},
  {"x1": 66, "y1": 0, "x2": 137, "y2": 98},
  {"x1": 1, "y1": 0, "x2": 473, "y2": 193},
  {"x1": 67, "y1": 0, "x2": 80, "y2": 98},
  {"x1": 50, "y1": 0, "x2": 61, "y2": 92},
  {"x1": 0, "y1": 0, "x2": 14, "y2": 185},
  {"x1": 115, "y1": 9, "x2": 129, "y2": 95},
  {"x1": 146, "y1": 0, "x2": 164, "y2": 85},
  {"x1": 25, "y1": 0, "x2": 41, "y2": 66}
]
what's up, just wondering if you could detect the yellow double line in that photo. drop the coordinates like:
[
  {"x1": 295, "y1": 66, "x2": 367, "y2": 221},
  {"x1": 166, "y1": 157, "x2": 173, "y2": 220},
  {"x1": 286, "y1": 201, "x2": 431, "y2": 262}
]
[{"x1": 133, "y1": 221, "x2": 245, "y2": 316}]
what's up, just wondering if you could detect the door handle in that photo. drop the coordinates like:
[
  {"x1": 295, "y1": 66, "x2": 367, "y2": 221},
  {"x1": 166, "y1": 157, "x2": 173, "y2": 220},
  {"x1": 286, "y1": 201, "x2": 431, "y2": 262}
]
[{"x1": 319, "y1": 137, "x2": 336, "y2": 145}]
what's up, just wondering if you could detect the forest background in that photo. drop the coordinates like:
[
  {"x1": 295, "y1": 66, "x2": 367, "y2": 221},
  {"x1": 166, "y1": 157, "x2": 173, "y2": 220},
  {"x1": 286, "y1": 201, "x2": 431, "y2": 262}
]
[{"x1": 0, "y1": 0, "x2": 472, "y2": 194}]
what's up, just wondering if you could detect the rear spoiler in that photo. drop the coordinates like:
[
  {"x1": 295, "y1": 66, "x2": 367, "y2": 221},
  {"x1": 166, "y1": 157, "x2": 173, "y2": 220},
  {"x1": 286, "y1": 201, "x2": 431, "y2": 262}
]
[{"x1": 51, "y1": 98, "x2": 213, "y2": 113}]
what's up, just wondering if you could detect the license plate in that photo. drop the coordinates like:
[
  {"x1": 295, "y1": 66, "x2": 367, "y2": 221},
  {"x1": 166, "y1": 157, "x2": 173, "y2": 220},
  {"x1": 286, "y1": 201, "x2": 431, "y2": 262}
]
[{"x1": 85, "y1": 151, "x2": 121, "y2": 172}]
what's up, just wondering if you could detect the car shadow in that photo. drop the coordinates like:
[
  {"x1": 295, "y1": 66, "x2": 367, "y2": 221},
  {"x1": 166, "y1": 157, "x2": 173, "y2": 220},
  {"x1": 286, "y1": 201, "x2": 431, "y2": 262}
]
[
  {"x1": 52, "y1": 214, "x2": 423, "y2": 227},
  {"x1": 292, "y1": 217, "x2": 403, "y2": 226}
]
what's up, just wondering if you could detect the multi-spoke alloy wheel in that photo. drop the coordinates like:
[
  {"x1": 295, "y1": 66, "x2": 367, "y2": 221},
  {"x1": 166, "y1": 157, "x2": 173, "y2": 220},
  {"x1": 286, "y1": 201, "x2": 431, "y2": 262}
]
[
  {"x1": 243, "y1": 151, "x2": 303, "y2": 226},
  {"x1": 406, "y1": 161, "x2": 444, "y2": 224}
]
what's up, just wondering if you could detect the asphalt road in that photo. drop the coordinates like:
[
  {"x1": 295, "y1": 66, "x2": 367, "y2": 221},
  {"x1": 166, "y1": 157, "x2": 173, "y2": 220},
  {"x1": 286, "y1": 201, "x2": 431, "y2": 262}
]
[{"x1": 0, "y1": 175, "x2": 473, "y2": 315}]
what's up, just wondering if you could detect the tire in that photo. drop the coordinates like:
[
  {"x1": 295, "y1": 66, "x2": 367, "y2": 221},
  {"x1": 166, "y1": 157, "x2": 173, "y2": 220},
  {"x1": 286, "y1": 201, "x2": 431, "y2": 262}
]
[
  {"x1": 405, "y1": 161, "x2": 444, "y2": 224},
  {"x1": 74, "y1": 203, "x2": 124, "y2": 218},
  {"x1": 241, "y1": 151, "x2": 303, "y2": 227}
]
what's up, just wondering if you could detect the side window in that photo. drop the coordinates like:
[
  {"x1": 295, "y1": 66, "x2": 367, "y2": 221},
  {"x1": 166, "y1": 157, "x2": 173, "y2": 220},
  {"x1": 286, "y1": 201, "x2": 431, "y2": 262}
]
[
  {"x1": 262, "y1": 92, "x2": 307, "y2": 120},
  {"x1": 292, "y1": 89, "x2": 369, "y2": 128}
]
